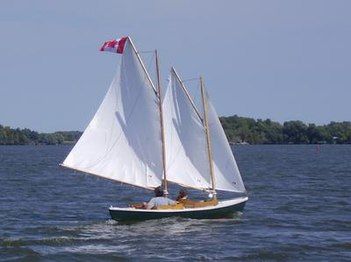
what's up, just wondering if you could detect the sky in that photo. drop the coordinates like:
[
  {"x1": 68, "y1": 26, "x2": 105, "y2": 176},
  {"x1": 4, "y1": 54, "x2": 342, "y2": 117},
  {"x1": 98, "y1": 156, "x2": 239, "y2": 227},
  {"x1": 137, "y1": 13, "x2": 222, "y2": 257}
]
[{"x1": 0, "y1": 0, "x2": 350, "y2": 132}]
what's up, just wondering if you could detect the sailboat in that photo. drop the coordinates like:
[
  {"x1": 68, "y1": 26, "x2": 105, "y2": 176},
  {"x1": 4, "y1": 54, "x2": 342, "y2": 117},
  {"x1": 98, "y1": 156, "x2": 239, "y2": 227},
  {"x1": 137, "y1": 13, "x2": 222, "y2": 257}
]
[{"x1": 61, "y1": 36, "x2": 248, "y2": 221}]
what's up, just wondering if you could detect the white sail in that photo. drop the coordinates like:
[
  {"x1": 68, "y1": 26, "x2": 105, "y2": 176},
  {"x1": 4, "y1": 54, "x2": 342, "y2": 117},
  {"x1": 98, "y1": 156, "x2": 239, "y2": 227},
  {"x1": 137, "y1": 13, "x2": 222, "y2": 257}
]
[
  {"x1": 163, "y1": 70, "x2": 211, "y2": 190},
  {"x1": 207, "y1": 96, "x2": 246, "y2": 193},
  {"x1": 62, "y1": 39, "x2": 163, "y2": 190},
  {"x1": 164, "y1": 69, "x2": 246, "y2": 193}
]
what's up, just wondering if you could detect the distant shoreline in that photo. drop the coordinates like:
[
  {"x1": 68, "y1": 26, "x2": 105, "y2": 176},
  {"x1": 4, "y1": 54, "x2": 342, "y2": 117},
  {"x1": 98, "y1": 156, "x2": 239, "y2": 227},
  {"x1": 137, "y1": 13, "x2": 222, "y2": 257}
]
[
  {"x1": 220, "y1": 115, "x2": 350, "y2": 145},
  {"x1": 1, "y1": 115, "x2": 350, "y2": 145},
  {"x1": 0, "y1": 127, "x2": 81, "y2": 146}
]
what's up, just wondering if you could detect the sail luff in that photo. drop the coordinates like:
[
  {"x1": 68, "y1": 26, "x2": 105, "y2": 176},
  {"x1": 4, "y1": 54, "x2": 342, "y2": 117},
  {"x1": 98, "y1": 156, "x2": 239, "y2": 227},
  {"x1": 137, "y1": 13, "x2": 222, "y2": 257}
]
[{"x1": 200, "y1": 77, "x2": 216, "y2": 194}]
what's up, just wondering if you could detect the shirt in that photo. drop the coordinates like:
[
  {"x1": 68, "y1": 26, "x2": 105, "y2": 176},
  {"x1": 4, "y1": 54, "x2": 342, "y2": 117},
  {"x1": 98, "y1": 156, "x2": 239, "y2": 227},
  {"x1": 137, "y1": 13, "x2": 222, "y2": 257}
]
[{"x1": 146, "y1": 197, "x2": 176, "y2": 209}]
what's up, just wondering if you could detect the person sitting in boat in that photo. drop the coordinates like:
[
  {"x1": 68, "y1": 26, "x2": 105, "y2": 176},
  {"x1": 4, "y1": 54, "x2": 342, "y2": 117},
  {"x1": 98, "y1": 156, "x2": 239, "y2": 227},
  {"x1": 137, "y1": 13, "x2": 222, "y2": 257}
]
[
  {"x1": 176, "y1": 188, "x2": 218, "y2": 208},
  {"x1": 176, "y1": 188, "x2": 197, "y2": 207},
  {"x1": 145, "y1": 186, "x2": 176, "y2": 209},
  {"x1": 176, "y1": 188, "x2": 188, "y2": 202}
]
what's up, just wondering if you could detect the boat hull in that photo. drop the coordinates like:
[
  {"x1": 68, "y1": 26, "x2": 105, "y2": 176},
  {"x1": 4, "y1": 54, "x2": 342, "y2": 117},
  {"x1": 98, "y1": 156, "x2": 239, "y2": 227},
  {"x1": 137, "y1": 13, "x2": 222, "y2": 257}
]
[{"x1": 109, "y1": 196, "x2": 248, "y2": 221}]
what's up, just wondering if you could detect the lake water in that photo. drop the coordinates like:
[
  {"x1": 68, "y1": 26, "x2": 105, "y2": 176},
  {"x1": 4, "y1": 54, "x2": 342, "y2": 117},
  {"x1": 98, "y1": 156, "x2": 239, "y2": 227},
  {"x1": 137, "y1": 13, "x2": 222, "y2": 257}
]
[{"x1": 0, "y1": 145, "x2": 350, "y2": 261}]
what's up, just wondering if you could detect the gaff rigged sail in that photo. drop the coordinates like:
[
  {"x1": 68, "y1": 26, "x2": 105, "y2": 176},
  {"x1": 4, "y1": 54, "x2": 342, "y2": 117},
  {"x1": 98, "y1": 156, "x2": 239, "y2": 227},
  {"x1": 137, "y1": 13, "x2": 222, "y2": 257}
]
[
  {"x1": 62, "y1": 39, "x2": 163, "y2": 190},
  {"x1": 164, "y1": 69, "x2": 246, "y2": 193},
  {"x1": 163, "y1": 70, "x2": 211, "y2": 190}
]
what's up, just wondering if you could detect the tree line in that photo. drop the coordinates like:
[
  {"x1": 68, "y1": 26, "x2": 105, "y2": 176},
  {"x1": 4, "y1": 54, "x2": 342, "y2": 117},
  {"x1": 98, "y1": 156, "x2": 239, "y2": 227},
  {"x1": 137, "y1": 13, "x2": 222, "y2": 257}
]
[
  {"x1": 0, "y1": 115, "x2": 351, "y2": 145},
  {"x1": 0, "y1": 125, "x2": 81, "y2": 145},
  {"x1": 220, "y1": 115, "x2": 351, "y2": 144}
]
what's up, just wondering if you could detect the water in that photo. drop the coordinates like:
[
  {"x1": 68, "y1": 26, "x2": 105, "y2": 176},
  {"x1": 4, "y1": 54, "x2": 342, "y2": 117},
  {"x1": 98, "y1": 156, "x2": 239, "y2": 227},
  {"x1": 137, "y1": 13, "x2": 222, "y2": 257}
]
[{"x1": 0, "y1": 145, "x2": 350, "y2": 261}]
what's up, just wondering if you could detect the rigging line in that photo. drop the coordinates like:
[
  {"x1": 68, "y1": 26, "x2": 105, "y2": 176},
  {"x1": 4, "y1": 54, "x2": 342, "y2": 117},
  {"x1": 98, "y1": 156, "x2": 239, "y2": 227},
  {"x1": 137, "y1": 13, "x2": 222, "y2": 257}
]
[
  {"x1": 145, "y1": 52, "x2": 155, "y2": 81},
  {"x1": 128, "y1": 37, "x2": 158, "y2": 95},
  {"x1": 181, "y1": 77, "x2": 199, "y2": 83},
  {"x1": 137, "y1": 49, "x2": 157, "y2": 89},
  {"x1": 141, "y1": 53, "x2": 158, "y2": 103},
  {"x1": 138, "y1": 50, "x2": 154, "y2": 54},
  {"x1": 171, "y1": 68, "x2": 203, "y2": 122},
  {"x1": 134, "y1": 45, "x2": 158, "y2": 107}
]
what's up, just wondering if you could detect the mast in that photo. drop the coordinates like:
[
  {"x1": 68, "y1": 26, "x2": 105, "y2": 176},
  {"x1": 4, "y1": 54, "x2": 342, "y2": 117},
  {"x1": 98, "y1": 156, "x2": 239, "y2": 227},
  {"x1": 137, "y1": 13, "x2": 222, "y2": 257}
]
[
  {"x1": 155, "y1": 50, "x2": 168, "y2": 196},
  {"x1": 200, "y1": 77, "x2": 216, "y2": 197},
  {"x1": 128, "y1": 37, "x2": 167, "y2": 192}
]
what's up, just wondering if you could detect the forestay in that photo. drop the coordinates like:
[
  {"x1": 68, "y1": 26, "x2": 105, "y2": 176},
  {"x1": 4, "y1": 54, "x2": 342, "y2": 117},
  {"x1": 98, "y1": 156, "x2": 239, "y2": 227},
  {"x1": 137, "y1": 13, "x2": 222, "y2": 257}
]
[
  {"x1": 62, "y1": 40, "x2": 163, "y2": 189},
  {"x1": 163, "y1": 70, "x2": 211, "y2": 190}
]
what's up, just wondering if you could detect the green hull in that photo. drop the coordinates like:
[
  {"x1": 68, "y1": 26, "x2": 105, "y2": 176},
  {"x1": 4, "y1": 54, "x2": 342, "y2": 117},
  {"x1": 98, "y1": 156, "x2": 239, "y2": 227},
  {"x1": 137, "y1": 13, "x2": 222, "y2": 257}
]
[{"x1": 109, "y1": 198, "x2": 247, "y2": 221}]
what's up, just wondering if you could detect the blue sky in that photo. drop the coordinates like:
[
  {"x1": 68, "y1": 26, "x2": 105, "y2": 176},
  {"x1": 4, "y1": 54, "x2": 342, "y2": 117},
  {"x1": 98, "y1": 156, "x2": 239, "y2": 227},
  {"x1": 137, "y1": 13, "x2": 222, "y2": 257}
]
[{"x1": 0, "y1": 0, "x2": 350, "y2": 132}]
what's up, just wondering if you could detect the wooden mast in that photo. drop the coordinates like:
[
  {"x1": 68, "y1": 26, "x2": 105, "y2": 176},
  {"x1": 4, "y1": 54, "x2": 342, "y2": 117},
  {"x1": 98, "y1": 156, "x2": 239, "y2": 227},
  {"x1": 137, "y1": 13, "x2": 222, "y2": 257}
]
[
  {"x1": 128, "y1": 38, "x2": 167, "y2": 194},
  {"x1": 200, "y1": 77, "x2": 216, "y2": 197},
  {"x1": 155, "y1": 50, "x2": 168, "y2": 196}
]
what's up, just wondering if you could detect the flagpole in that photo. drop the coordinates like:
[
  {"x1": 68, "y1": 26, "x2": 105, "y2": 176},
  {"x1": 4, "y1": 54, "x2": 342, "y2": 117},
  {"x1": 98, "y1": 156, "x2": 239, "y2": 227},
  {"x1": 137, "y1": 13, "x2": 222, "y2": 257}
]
[
  {"x1": 200, "y1": 77, "x2": 216, "y2": 197},
  {"x1": 155, "y1": 49, "x2": 168, "y2": 196}
]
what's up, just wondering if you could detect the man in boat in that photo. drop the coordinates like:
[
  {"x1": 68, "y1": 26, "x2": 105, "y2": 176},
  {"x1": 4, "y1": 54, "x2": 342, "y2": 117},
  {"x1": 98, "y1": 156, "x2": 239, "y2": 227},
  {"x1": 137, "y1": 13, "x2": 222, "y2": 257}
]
[
  {"x1": 146, "y1": 186, "x2": 177, "y2": 209},
  {"x1": 132, "y1": 187, "x2": 177, "y2": 209}
]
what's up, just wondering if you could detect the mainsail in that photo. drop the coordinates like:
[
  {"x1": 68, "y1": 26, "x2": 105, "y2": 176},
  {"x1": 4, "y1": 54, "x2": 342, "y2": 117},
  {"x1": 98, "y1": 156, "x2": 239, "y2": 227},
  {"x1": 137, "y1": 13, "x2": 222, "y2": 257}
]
[
  {"x1": 62, "y1": 39, "x2": 163, "y2": 189},
  {"x1": 164, "y1": 69, "x2": 246, "y2": 193},
  {"x1": 163, "y1": 69, "x2": 211, "y2": 190}
]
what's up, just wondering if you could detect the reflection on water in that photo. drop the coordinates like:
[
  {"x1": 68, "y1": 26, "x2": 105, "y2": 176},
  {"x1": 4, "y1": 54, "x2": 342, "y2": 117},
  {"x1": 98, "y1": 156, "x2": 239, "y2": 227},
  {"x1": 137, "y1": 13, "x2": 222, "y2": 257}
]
[{"x1": 0, "y1": 145, "x2": 350, "y2": 260}]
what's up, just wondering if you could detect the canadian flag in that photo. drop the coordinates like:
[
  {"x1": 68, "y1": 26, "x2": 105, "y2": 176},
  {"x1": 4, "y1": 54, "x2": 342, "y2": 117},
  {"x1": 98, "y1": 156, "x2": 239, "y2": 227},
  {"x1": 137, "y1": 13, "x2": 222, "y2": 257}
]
[{"x1": 100, "y1": 37, "x2": 128, "y2": 54}]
